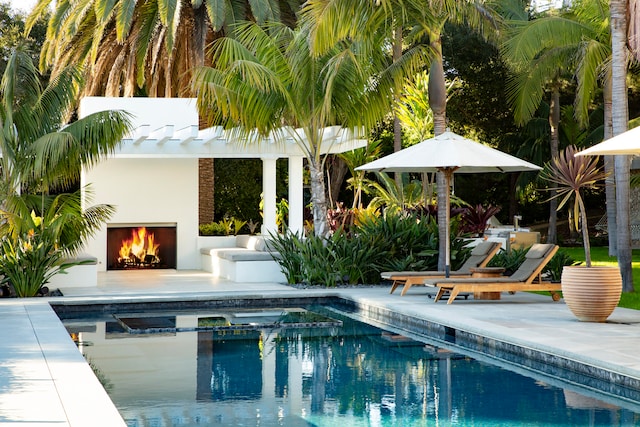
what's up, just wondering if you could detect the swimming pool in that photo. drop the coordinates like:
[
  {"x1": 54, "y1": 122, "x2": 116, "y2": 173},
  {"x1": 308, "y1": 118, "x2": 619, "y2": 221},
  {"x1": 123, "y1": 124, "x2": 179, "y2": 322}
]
[{"x1": 58, "y1": 302, "x2": 640, "y2": 427}]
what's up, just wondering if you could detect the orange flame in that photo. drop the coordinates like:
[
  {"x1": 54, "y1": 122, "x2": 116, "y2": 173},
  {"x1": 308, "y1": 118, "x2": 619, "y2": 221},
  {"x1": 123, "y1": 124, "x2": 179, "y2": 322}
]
[{"x1": 118, "y1": 227, "x2": 160, "y2": 264}]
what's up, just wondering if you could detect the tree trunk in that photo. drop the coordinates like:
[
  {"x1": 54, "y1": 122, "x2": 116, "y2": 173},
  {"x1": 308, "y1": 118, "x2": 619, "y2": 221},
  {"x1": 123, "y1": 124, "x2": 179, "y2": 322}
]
[
  {"x1": 309, "y1": 158, "x2": 329, "y2": 238},
  {"x1": 198, "y1": 158, "x2": 215, "y2": 224},
  {"x1": 603, "y1": 72, "x2": 617, "y2": 256},
  {"x1": 326, "y1": 155, "x2": 348, "y2": 208},
  {"x1": 428, "y1": 31, "x2": 448, "y2": 271},
  {"x1": 547, "y1": 87, "x2": 560, "y2": 244},
  {"x1": 393, "y1": 25, "x2": 403, "y2": 187},
  {"x1": 610, "y1": 0, "x2": 634, "y2": 292}
]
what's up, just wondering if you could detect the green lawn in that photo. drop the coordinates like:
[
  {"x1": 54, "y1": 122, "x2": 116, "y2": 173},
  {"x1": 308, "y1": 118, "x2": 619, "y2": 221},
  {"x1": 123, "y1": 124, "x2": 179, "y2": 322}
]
[{"x1": 558, "y1": 246, "x2": 640, "y2": 310}]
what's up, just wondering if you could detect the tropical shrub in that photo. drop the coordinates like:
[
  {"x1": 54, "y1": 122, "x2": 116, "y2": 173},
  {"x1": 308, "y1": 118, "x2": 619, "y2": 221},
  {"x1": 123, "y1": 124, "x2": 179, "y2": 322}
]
[
  {"x1": 330, "y1": 231, "x2": 389, "y2": 284},
  {"x1": 354, "y1": 212, "x2": 438, "y2": 272},
  {"x1": 0, "y1": 212, "x2": 92, "y2": 297},
  {"x1": 268, "y1": 231, "x2": 306, "y2": 284},
  {"x1": 270, "y1": 212, "x2": 472, "y2": 286},
  {"x1": 544, "y1": 251, "x2": 581, "y2": 282},
  {"x1": 460, "y1": 204, "x2": 501, "y2": 236},
  {"x1": 199, "y1": 222, "x2": 229, "y2": 236},
  {"x1": 0, "y1": 50, "x2": 130, "y2": 295},
  {"x1": 199, "y1": 217, "x2": 251, "y2": 236}
]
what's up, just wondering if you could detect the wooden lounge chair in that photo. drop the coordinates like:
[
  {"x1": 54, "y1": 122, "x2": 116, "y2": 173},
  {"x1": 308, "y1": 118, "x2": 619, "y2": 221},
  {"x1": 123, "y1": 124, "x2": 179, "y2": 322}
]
[
  {"x1": 381, "y1": 241, "x2": 502, "y2": 296},
  {"x1": 427, "y1": 243, "x2": 561, "y2": 304}
]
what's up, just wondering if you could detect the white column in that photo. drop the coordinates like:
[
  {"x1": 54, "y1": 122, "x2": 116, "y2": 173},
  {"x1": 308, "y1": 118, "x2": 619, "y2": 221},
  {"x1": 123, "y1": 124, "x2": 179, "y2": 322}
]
[
  {"x1": 262, "y1": 157, "x2": 278, "y2": 235},
  {"x1": 288, "y1": 156, "x2": 304, "y2": 235}
]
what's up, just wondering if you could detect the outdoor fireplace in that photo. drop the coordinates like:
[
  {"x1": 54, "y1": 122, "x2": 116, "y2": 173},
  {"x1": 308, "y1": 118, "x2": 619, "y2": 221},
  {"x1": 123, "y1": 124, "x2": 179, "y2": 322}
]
[{"x1": 106, "y1": 225, "x2": 177, "y2": 270}]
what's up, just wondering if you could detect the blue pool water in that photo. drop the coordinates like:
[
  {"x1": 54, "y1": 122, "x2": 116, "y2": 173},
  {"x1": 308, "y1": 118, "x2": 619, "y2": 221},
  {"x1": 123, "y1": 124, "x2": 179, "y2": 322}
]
[{"x1": 60, "y1": 306, "x2": 640, "y2": 427}]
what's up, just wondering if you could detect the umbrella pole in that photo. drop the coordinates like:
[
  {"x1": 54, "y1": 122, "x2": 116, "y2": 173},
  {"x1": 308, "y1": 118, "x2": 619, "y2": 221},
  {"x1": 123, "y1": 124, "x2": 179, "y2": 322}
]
[{"x1": 444, "y1": 169, "x2": 452, "y2": 278}]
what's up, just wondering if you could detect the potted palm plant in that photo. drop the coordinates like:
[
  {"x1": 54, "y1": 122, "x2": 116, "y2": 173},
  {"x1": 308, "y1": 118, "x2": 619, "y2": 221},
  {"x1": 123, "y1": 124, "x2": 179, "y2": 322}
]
[{"x1": 541, "y1": 145, "x2": 622, "y2": 322}]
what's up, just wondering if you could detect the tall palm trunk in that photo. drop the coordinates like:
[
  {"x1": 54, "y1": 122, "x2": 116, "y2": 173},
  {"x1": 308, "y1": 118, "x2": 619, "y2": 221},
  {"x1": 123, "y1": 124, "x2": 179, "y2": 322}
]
[
  {"x1": 610, "y1": 0, "x2": 634, "y2": 292},
  {"x1": 392, "y1": 28, "x2": 402, "y2": 146},
  {"x1": 309, "y1": 157, "x2": 329, "y2": 238},
  {"x1": 547, "y1": 87, "x2": 560, "y2": 244},
  {"x1": 603, "y1": 73, "x2": 617, "y2": 256},
  {"x1": 428, "y1": 30, "x2": 448, "y2": 271},
  {"x1": 393, "y1": 25, "x2": 403, "y2": 187}
]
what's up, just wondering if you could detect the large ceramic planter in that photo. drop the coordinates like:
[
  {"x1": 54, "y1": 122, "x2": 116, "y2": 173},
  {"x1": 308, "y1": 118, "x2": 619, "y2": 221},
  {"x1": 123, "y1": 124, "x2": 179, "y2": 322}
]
[{"x1": 561, "y1": 265, "x2": 622, "y2": 322}]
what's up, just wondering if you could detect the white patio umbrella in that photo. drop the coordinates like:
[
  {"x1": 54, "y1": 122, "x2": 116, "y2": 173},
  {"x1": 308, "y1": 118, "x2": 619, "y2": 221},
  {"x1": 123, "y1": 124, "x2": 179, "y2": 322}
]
[
  {"x1": 356, "y1": 131, "x2": 542, "y2": 276},
  {"x1": 576, "y1": 126, "x2": 640, "y2": 156}
]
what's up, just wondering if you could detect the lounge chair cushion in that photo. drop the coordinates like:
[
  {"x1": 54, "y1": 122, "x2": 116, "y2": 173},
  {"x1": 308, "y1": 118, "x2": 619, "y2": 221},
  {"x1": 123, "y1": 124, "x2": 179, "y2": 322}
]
[
  {"x1": 525, "y1": 243, "x2": 552, "y2": 259},
  {"x1": 470, "y1": 241, "x2": 496, "y2": 256}
]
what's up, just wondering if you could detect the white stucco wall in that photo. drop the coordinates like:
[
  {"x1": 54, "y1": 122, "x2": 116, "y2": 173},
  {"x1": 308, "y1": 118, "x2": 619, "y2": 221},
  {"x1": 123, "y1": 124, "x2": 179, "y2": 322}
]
[
  {"x1": 80, "y1": 97, "x2": 200, "y2": 271},
  {"x1": 79, "y1": 97, "x2": 198, "y2": 130},
  {"x1": 77, "y1": 97, "x2": 365, "y2": 273},
  {"x1": 82, "y1": 158, "x2": 199, "y2": 270}
]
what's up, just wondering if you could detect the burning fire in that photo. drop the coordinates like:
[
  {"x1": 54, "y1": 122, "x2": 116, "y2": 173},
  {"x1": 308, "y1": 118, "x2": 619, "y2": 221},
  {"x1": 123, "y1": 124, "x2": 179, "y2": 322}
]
[{"x1": 118, "y1": 227, "x2": 160, "y2": 266}]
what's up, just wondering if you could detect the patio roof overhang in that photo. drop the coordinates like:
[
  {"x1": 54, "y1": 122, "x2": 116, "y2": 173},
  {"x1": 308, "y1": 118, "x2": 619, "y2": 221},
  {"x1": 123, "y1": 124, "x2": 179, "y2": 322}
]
[
  {"x1": 113, "y1": 125, "x2": 367, "y2": 158},
  {"x1": 79, "y1": 97, "x2": 368, "y2": 241}
]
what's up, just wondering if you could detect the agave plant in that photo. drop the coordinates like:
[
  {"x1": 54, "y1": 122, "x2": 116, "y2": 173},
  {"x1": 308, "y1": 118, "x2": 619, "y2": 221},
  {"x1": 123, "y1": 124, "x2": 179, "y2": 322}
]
[{"x1": 540, "y1": 145, "x2": 607, "y2": 267}]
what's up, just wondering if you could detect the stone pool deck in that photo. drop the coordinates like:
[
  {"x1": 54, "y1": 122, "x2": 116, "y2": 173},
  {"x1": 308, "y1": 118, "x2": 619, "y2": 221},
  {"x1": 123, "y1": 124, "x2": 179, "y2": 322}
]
[{"x1": 2, "y1": 269, "x2": 640, "y2": 426}]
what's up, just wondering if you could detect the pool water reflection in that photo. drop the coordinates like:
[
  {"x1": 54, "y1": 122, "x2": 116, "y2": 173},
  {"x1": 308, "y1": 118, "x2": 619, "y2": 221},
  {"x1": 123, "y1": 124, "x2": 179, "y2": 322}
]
[{"x1": 62, "y1": 307, "x2": 640, "y2": 427}]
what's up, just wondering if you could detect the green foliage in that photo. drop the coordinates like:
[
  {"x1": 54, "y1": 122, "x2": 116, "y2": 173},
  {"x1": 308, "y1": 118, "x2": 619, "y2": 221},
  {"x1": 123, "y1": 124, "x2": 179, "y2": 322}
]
[
  {"x1": 0, "y1": 214, "x2": 90, "y2": 297},
  {"x1": 199, "y1": 217, "x2": 254, "y2": 236},
  {"x1": 267, "y1": 231, "x2": 305, "y2": 284},
  {"x1": 199, "y1": 222, "x2": 230, "y2": 236},
  {"x1": 270, "y1": 212, "x2": 471, "y2": 286},
  {"x1": 355, "y1": 212, "x2": 438, "y2": 272},
  {"x1": 276, "y1": 198, "x2": 289, "y2": 233},
  {"x1": 330, "y1": 231, "x2": 389, "y2": 284},
  {"x1": 233, "y1": 218, "x2": 247, "y2": 235},
  {"x1": 0, "y1": 49, "x2": 129, "y2": 296},
  {"x1": 193, "y1": 19, "x2": 425, "y2": 236},
  {"x1": 395, "y1": 71, "x2": 434, "y2": 145},
  {"x1": 295, "y1": 234, "x2": 343, "y2": 287},
  {"x1": 540, "y1": 145, "x2": 606, "y2": 266},
  {"x1": 543, "y1": 250, "x2": 581, "y2": 282},
  {"x1": 214, "y1": 158, "x2": 287, "y2": 224},
  {"x1": 363, "y1": 172, "x2": 432, "y2": 214},
  {"x1": 0, "y1": 3, "x2": 47, "y2": 77}
]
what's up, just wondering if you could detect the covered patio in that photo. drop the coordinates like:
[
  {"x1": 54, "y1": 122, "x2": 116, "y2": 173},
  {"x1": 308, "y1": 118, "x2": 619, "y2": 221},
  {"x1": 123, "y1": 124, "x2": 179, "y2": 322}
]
[{"x1": 78, "y1": 97, "x2": 366, "y2": 271}]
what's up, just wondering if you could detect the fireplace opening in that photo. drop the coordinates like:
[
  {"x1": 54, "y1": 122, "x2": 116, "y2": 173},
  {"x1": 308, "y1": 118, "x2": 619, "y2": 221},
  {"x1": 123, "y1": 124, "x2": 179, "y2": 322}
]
[{"x1": 107, "y1": 226, "x2": 177, "y2": 270}]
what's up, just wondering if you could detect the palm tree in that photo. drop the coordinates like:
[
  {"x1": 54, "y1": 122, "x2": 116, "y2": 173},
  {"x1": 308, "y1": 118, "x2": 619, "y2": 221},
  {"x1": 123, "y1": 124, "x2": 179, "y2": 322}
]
[
  {"x1": 192, "y1": 21, "x2": 425, "y2": 237},
  {"x1": 610, "y1": 0, "x2": 633, "y2": 292},
  {"x1": 500, "y1": 3, "x2": 592, "y2": 244},
  {"x1": 306, "y1": 0, "x2": 499, "y2": 269},
  {"x1": 0, "y1": 48, "x2": 131, "y2": 295},
  {"x1": 27, "y1": 0, "x2": 303, "y2": 97},
  {"x1": 0, "y1": 49, "x2": 131, "y2": 196}
]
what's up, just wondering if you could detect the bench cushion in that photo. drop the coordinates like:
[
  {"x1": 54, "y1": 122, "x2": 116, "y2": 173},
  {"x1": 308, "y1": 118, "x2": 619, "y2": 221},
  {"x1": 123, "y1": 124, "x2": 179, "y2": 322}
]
[
  {"x1": 217, "y1": 249, "x2": 279, "y2": 262},
  {"x1": 235, "y1": 235, "x2": 269, "y2": 250}
]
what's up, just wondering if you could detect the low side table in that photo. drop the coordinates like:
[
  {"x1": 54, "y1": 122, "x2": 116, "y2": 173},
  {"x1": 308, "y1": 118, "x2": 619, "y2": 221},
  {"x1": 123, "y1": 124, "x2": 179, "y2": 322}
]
[{"x1": 469, "y1": 267, "x2": 505, "y2": 300}]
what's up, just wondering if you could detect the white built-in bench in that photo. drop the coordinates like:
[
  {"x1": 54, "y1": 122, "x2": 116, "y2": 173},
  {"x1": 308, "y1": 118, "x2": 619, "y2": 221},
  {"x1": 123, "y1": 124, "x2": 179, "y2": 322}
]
[
  {"x1": 200, "y1": 235, "x2": 286, "y2": 283},
  {"x1": 47, "y1": 254, "x2": 99, "y2": 289}
]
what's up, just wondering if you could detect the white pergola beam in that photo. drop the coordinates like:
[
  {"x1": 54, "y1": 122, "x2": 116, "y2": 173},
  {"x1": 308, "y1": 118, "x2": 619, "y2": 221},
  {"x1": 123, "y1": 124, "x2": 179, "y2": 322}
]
[
  {"x1": 149, "y1": 125, "x2": 174, "y2": 145},
  {"x1": 129, "y1": 125, "x2": 150, "y2": 145},
  {"x1": 177, "y1": 125, "x2": 199, "y2": 144}
]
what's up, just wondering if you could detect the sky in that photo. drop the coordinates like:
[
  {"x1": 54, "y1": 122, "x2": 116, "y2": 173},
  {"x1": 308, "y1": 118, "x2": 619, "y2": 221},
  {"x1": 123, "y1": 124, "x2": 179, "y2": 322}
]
[{"x1": 6, "y1": 0, "x2": 38, "y2": 14}]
